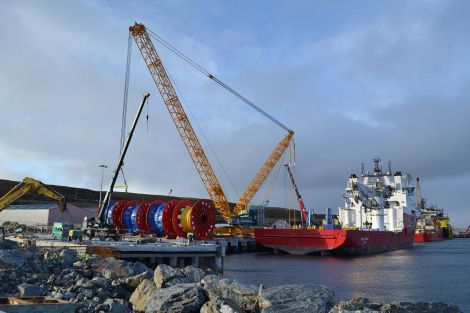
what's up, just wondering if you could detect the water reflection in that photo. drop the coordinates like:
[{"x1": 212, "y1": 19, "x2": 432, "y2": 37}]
[{"x1": 224, "y1": 240, "x2": 470, "y2": 311}]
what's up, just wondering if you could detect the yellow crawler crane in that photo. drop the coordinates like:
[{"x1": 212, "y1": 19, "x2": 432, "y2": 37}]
[{"x1": 129, "y1": 23, "x2": 293, "y2": 231}]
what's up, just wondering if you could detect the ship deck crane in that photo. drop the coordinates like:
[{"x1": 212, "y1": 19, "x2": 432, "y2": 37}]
[
  {"x1": 129, "y1": 23, "x2": 293, "y2": 223},
  {"x1": 285, "y1": 163, "x2": 308, "y2": 225}
]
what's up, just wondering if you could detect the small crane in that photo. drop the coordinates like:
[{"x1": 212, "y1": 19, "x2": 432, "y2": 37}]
[{"x1": 285, "y1": 163, "x2": 309, "y2": 226}]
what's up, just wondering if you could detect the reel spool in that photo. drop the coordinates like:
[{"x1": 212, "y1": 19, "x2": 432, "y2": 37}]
[
  {"x1": 171, "y1": 199, "x2": 216, "y2": 240},
  {"x1": 172, "y1": 199, "x2": 194, "y2": 237},
  {"x1": 111, "y1": 200, "x2": 133, "y2": 229},
  {"x1": 161, "y1": 200, "x2": 178, "y2": 239}
]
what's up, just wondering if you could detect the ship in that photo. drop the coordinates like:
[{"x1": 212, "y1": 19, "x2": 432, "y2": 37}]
[
  {"x1": 254, "y1": 159, "x2": 418, "y2": 255},
  {"x1": 414, "y1": 178, "x2": 453, "y2": 242}
]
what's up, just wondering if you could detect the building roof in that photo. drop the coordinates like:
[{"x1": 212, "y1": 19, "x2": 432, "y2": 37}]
[
  {"x1": 5, "y1": 204, "x2": 60, "y2": 210},
  {"x1": 4, "y1": 203, "x2": 96, "y2": 213}
]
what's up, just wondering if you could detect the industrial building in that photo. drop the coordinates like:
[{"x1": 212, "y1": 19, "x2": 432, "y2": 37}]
[{"x1": 0, "y1": 203, "x2": 94, "y2": 226}]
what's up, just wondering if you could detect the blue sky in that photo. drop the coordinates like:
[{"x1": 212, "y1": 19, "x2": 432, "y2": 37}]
[{"x1": 0, "y1": 0, "x2": 469, "y2": 227}]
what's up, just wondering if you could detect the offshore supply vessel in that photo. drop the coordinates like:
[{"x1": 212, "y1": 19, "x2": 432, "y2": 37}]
[
  {"x1": 254, "y1": 159, "x2": 418, "y2": 255},
  {"x1": 414, "y1": 178, "x2": 453, "y2": 242}
]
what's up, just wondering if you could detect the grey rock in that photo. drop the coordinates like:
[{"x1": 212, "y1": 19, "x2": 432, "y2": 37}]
[
  {"x1": 145, "y1": 284, "x2": 206, "y2": 313},
  {"x1": 153, "y1": 264, "x2": 189, "y2": 288},
  {"x1": 182, "y1": 265, "x2": 206, "y2": 283},
  {"x1": 385, "y1": 301, "x2": 462, "y2": 313},
  {"x1": 118, "y1": 271, "x2": 153, "y2": 289},
  {"x1": 59, "y1": 249, "x2": 79, "y2": 268},
  {"x1": 103, "y1": 298, "x2": 130, "y2": 313},
  {"x1": 110, "y1": 284, "x2": 131, "y2": 299},
  {"x1": 79, "y1": 287, "x2": 95, "y2": 299},
  {"x1": 63, "y1": 291, "x2": 77, "y2": 300},
  {"x1": 53, "y1": 291, "x2": 64, "y2": 300},
  {"x1": 0, "y1": 249, "x2": 26, "y2": 267},
  {"x1": 200, "y1": 297, "x2": 245, "y2": 313},
  {"x1": 76, "y1": 277, "x2": 91, "y2": 287},
  {"x1": 103, "y1": 268, "x2": 116, "y2": 279},
  {"x1": 201, "y1": 275, "x2": 258, "y2": 312},
  {"x1": 92, "y1": 257, "x2": 152, "y2": 279},
  {"x1": 18, "y1": 283, "x2": 43, "y2": 297},
  {"x1": 130, "y1": 279, "x2": 158, "y2": 312},
  {"x1": 328, "y1": 298, "x2": 463, "y2": 313},
  {"x1": 91, "y1": 276, "x2": 108, "y2": 288},
  {"x1": 258, "y1": 284, "x2": 335, "y2": 313},
  {"x1": 73, "y1": 260, "x2": 85, "y2": 268}
]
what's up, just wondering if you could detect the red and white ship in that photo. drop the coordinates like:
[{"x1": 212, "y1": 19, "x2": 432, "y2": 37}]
[{"x1": 254, "y1": 159, "x2": 418, "y2": 255}]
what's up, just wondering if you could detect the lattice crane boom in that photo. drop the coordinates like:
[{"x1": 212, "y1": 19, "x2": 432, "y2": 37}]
[
  {"x1": 129, "y1": 23, "x2": 233, "y2": 221},
  {"x1": 233, "y1": 131, "x2": 294, "y2": 216}
]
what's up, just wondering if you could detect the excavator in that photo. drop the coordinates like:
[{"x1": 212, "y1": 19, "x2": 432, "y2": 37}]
[
  {"x1": 0, "y1": 177, "x2": 67, "y2": 239},
  {"x1": 129, "y1": 23, "x2": 294, "y2": 236}
]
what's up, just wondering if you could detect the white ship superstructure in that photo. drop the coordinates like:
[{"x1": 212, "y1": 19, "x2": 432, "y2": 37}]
[{"x1": 339, "y1": 159, "x2": 418, "y2": 231}]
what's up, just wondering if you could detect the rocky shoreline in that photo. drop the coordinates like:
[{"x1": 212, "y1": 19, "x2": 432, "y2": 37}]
[{"x1": 0, "y1": 240, "x2": 462, "y2": 313}]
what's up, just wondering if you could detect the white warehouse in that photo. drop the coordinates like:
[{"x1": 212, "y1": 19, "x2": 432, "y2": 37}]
[{"x1": 0, "y1": 203, "x2": 95, "y2": 226}]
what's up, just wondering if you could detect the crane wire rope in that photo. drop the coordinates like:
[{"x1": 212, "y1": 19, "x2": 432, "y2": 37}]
[
  {"x1": 118, "y1": 32, "x2": 133, "y2": 192},
  {"x1": 165, "y1": 67, "x2": 240, "y2": 199},
  {"x1": 145, "y1": 28, "x2": 292, "y2": 133}
]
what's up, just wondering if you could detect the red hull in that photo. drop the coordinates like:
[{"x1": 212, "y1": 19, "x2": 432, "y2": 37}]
[
  {"x1": 254, "y1": 214, "x2": 417, "y2": 255},
  {"x1": 414, "y1": 230, "x2": 444, "y2": 242}
]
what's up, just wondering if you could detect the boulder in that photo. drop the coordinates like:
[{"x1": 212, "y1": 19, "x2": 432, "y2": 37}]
[
  {"x1": 145, "y1": 284, "x2": 206, "y2": 313},
  {"x1": 201, "y1": 275, "x2": 258, "y2": 312},
  {"x1": 118, "y1": 271, "x2": 153, "y2": 289},
  {"x1": 154, "y1": 264, "x2": 189, "y2": 288},
  {"x1": 328, "y1": 298, "x2": 463, "y2": 313},
  {"x1": 59, "y1": 248, "x2": 78, "y2": 268},
  {"x1": 384, "y1": 301, "x2": 462, "y2": 313},
  {"x1": 18, "y1": 283, "x2": 44, "y2": 297},
  {"x1": 92, "y1": 257, "x2": 152, "y2": 279},
  {"x1": 130, "y1": 279, "x2": 157, "y2": 312},
  {"x1": 258, "y1": 284, "x2": 335, "y2": 313},
  {"x1": 182, "y1": 265, "x2": 206, "y2": 283},
  {"x1": 0, "y1": 249, "x2": 26, "y2": 267},
  {"x1": 103, "y1": 298, "x2": 130, "y2": 313},
  {"x1": 200, "y1": 297, "x2": 245, "y2": 313}
]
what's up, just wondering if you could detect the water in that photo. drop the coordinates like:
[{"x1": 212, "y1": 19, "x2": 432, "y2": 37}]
[{"x1": 224, "y1": 239, "x2": 470, "y2": 312}]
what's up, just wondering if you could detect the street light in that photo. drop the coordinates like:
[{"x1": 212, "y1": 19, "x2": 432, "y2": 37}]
[{"x1": 98, "y1": 164, "x2": 108, "y2": 208}]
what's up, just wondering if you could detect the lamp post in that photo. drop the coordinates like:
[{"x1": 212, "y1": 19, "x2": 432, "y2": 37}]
[{"x1": 98, "y1": 164, "x2": 108, "y2": 208}]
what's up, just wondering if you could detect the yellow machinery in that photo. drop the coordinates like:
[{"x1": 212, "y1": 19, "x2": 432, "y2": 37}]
[
  {"x1": 0, "y1": 177, "x2": 67, "y2": 237},
  {"x1": 0, "y1": 177, "x2": 66, "y2": 212},
  {"x1": 129, "y1": 23, "x2": 294, "y2": 229}
]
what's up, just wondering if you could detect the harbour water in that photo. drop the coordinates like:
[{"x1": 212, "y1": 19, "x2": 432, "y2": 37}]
[{"x1": 225, "y1": 239, "x2": 470, "y2": 311}]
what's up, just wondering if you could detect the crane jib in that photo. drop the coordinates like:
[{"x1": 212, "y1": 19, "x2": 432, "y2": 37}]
[{"x1": 129, "y1": 23, "x2": 294, "y2": 222}]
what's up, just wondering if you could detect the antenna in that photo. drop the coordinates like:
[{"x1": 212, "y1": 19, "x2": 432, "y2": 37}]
[
  {"x1": 361, "y1": 162, "x2": 365, "y2": 175},
  {"x1": 388, "y1": 161, "x2": 392, "y2": 174},
  {"x1": 373, "y1": 158, "x2": 381, "y2": 174}
]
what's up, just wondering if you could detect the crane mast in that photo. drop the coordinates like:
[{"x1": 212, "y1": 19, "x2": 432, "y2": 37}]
[
  {"x1": 129, "y1": 23, "x2": 232, "y2": 221},
  {"x1": 130, "y1": 23, "x2": 294, "y2": 223}
]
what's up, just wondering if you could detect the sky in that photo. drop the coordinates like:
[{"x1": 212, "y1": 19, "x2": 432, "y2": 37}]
[{"x1": 0, "y1": 0, "x2": 469, "y2": 227}]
